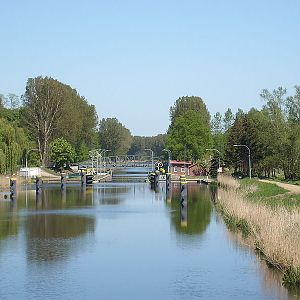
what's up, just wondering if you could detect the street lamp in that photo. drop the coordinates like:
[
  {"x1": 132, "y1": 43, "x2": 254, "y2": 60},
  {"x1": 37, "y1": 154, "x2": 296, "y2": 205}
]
[
  {"x1": 103, "y1": 149, "x2": 111, "y2": 173},
  {"x1": 25, "y1": 148, "x2": 39, "y2": 183},
  {"x1": 234, "y1": 144, "x2": 252, "y2": 179},
  {"x1": 145, "y1": 149, "x2": 154, "y2": 171},
  {"x1": 163, "y1": 149, "x2": 171, "y2": 173},
  {"x1": 205, "y1": 148, "x2": 221, "y2": 170}
]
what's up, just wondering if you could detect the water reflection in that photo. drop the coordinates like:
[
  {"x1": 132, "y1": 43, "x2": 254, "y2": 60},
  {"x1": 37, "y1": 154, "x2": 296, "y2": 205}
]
[
  {"x1": 0, "y1": 200, "x2": 18, "y2": 241},
  {"x1": 25, "y1": 214, "x2": 95, "y2": 263},
  {"x1": 93, "y1": 184, "x2": 130, "y2": 205},
  {"x1": 168, "y1": 183, "x2": 212, "y2": 235}
]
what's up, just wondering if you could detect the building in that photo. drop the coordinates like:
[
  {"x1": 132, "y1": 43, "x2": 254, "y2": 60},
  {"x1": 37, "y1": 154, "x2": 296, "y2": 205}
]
[
  {"x1": 19, "y1": 167, "x2": 41, "y2": 177},
  {"x1": 169, "y1": 160, "x2": 207, "y2": 177},
  {"x1": 170, "y1": 160, "x2": 192, "y2": 176}
]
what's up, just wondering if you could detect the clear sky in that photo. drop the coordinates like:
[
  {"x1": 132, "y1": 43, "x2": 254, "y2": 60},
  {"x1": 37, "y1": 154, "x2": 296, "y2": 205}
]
[{"x1": 1, "y1": 0, "x2": 300, "y2": 136}]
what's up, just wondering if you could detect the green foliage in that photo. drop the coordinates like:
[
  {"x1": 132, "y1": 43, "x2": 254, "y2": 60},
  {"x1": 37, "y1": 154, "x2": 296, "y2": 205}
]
[
  {"x1": 169, "y1": 96, "x2": 210, "y2": 126},
  {"x1": 283, "y1": 267, "x2": 300, "y2": 287},
  {"x1": 23, "y1": 76, "x2": 98, "y2": 165},
  {"x1": 99, "y1": 118, "x2": 132, "y2": 155},
  {"x1": 49, "y1": 138, "x2": 76, "y2": 169},
  {"x1": 167, "y1": 96, "x2": 212, "y2": 161},
  {"x1": 0, "y1": 117, "x2": 29, "y2": 174},
  {"x1": 127, "y1": 134, "x2": 167, "y2": 156}
]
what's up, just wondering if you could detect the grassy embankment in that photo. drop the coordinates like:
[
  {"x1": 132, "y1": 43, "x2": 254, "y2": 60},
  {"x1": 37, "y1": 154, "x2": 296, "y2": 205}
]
[{"x1": 216, "y1": 175, "x2": 300, "y2": 287}]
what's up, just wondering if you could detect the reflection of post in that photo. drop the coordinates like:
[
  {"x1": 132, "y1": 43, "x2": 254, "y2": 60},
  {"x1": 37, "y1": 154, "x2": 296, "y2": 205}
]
[
  {"x1": 36, "y1": 189, "x2": 43, "y2": 202},
  {"x1": 61, "y1": 188, "x2": 67, "y2": 205},
  {"x1": 180, "y1": 175, "x2": 187, "y2": 227},
  {"x1": 166, "y1": 188, "x2": 172, "y2": 203}
]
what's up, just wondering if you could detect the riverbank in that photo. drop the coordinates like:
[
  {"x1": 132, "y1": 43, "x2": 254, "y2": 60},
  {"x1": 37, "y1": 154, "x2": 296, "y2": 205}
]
[{"x1": 216, "y1": 175, "x2": 300, "y2": 287}]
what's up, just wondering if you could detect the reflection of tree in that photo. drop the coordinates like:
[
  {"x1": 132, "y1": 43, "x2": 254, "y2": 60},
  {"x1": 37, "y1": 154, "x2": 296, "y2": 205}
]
[
  {"x1": 18, "y1": 187, "x2": 97, "y2": 263},
  {"x1": 0, "y1": 202, "x2": 18, "y2": 241},
  {"x1": 169, "y1": 184, "x2": 212, "y2": 235},
  {"x1": 26, "y1": 214, "x2": 95, "y2": 262},
  {"x1": 95, "y1": 186, "x2": 129, "y2": 205},
  {"x1": 16, "y1": 187, "x2": 94, "y2": 210}
]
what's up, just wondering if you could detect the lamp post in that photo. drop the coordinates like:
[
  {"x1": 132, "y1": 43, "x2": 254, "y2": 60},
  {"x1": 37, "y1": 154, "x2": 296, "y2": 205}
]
[
  {"x1": 25, "y1": 148, "x2": 39, "y2": 183},
  {"x1": 103, "y1": 149, "x2": 111, "y2": 173},
  {"x1": 163, "y1": 149, "x2": 171, "y2": 173},
  {"x1": 145, "y1": 149, "x2": 154, "y2": 171},
  {"x1": 234, "y1": 144, "x2": 251, "y2": 179},
  {"x1": 205, "y1": 148, "x2": 221, "y2": 170}
]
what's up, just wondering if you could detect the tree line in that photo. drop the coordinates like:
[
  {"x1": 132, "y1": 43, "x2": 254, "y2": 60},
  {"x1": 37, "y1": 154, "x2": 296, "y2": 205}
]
[
  {"x1": 0, "y1": 76, "x2": 166, "y2": 172},
  {"x1": 1, "y1": 75, "x2": 300, "y2": 179}
]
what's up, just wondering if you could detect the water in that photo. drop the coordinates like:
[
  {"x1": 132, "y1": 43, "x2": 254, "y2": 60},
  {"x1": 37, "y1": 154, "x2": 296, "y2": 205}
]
[{"x1": 0, "y1": 181, "x2": 298, "y2": 299}]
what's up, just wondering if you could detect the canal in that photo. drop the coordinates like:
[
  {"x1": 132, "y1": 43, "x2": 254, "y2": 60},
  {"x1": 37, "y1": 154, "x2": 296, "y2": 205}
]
[{"x1": 0, "y1": 181, "x2": 298, "y2": 299}]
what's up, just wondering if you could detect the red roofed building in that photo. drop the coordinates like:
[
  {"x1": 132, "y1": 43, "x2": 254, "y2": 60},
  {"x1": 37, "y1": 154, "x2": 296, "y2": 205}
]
[{"x1": 170, "y1": 160, "x2": 207, "y2": 177}]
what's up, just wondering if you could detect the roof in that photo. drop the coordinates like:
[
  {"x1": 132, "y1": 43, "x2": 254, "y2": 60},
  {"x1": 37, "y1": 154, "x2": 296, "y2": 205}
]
[{"x1": 170, "y1": 160, "x2": 192, "y2": 166}]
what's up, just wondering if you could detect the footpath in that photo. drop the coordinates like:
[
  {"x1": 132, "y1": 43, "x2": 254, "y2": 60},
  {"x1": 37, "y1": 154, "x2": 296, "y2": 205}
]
[{"x1": 259, "y1": 179, "x2": 300, "y2": 194}]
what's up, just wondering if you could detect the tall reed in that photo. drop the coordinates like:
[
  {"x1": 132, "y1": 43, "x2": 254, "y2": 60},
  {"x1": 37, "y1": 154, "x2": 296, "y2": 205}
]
[{"x1": 217, "y1": 175, "x2": 300, "y2": 286}]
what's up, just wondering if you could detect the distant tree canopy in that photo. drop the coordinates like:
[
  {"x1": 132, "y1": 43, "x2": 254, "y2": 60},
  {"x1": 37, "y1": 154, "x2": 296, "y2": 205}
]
[
  {"x1": 22, "y1": 76, "x2": 98, "y2": 165},
  {"x1": 166, "y1": 96, "x2": 212, "y2": 161},
  {"x1": 127, "y1": 134, "x2": 167, "y2": 156},
  {"x1": 99, "y1": 118, "x2": 132, "y2": 155}
]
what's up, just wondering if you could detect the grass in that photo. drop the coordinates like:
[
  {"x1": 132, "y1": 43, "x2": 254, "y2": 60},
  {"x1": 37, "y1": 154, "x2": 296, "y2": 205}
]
[
  {"x1": 216, "y1": 175, "x2": 300, "y2": 287},
  {"x1": 239, "y1": 178, "x2": 300, "y2": 209},
  {"x1": 241, "y1": 178, "x2": 287, "y2": 198}
]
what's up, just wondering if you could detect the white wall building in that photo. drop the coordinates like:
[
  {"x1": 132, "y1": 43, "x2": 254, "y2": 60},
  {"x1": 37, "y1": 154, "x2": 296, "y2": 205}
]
[{"x1": 19, "y1": 167, "x2": 41, "y2": 177}]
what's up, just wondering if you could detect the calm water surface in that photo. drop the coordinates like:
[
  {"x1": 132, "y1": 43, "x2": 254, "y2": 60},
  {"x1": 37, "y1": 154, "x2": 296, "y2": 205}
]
[{"x1": 0, "y1": 181, "x2": 298, "y2": 299}]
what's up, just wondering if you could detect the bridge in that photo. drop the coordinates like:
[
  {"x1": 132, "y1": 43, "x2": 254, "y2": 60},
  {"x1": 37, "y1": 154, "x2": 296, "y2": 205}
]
[{"x1": 80, "y1": 155, "x2": 164, "y2": 171}]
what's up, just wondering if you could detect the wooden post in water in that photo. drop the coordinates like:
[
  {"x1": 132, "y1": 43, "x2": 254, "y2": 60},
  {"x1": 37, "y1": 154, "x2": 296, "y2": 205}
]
[
  {"x1": 61, "y1": 172, "x2": 67, "y2": 189},
  {"x1": 154, "y1": 170, "x2": 160, "y2": 188},
  {"x1": 166, "y1": 172, "x2": 172, "y2": 202},
  {"x1": 10, "y1": 178, "x2": 17, "y2": 199},
  {"x1": 180, "y1": 175, "x2": 187, "y2": 227},
  {"x1": 166, "y1": 172, "x2": 171, "y2": 191},
  {"x1": 81, "y1": 171, "x2": 86, "y2": 186},
  {"x1": 36, "y1": 176, "x2": 43, "y2": 194}
]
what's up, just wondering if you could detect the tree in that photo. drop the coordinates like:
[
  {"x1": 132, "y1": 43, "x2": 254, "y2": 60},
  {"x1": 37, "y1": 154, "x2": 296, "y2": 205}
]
[
  {"x1": 7, "y1": 94, "x2": 20, "y2": 109},
  {"x1": 0, "y1": 117, "x2": 29, "y2": 174},
  {"x1": 49, "y1": 138, "x2": 76, "y2": 169},
  {"x1": 166, "y1": 110, "x2": 212, "y2": 161},
  {"x1": 98, "y1": 118, "x2": 132, "y2": 155},
  {"x1": 22, "y1": 76, "x2": 98, "y2": 166},
  {"x1": 23, "y1": 76, "x2": 65, "y2": 166},
  {"x1": 223, "y1": 108, "x2": 234, "y2": 132},
  {"x1": 127, "y1": 134, "x2": 167, "y2": 156},
  {"x1": 167, "y1": 96, "x2": 212, "y2": 161},
  {"x1": 169, "y1": 96, "x2": 210, "y2": 126}
]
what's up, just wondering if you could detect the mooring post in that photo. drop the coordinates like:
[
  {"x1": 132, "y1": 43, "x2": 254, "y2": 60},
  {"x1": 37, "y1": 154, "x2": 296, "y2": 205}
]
[
  {"x1": 81, "y1": 171, "x2": 86, "y2": 186},
  {"x1": 180, "y1": 175, "x2": 187, "y2": 227},
  {"x1": 166, "y1": 172, "x2": 171, "y2": 191},
  {"x1": 10, "y1": 178, "x2": 17, "y2": 199},
  {"x1": 61, "y1": 172, "x2": 66, "y2": 189},
  {"x1": 36, "y1": 176, "x2": 43, "y2": 194},
  {"x1": 154, "y1": 170, "x2": 160, "y2": 188}
]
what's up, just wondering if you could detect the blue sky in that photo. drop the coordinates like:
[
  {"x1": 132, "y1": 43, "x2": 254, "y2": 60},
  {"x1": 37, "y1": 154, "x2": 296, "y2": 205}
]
[{"x1": 1, "y1": 0, "x2": 300, "y2": 136}]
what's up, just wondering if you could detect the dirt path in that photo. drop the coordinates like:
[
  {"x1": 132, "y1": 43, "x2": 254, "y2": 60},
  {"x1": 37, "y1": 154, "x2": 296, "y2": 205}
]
[{"x1": 259, "y1": 179, "x2": 300, "y2": 194}]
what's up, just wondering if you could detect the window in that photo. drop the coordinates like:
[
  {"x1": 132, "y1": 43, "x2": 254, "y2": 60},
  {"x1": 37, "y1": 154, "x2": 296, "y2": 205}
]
[
  {"x1": 181, "y1": 167, "x2": 185, "y2": 173},
  {"x1": 173, "y1": 166, "x2": 177, "y2": 173}
]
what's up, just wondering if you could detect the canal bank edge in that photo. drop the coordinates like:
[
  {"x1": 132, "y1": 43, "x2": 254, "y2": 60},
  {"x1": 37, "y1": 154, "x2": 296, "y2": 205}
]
[{"x1": 215, "y1": 175, "x2": 300, "y2": 288}]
